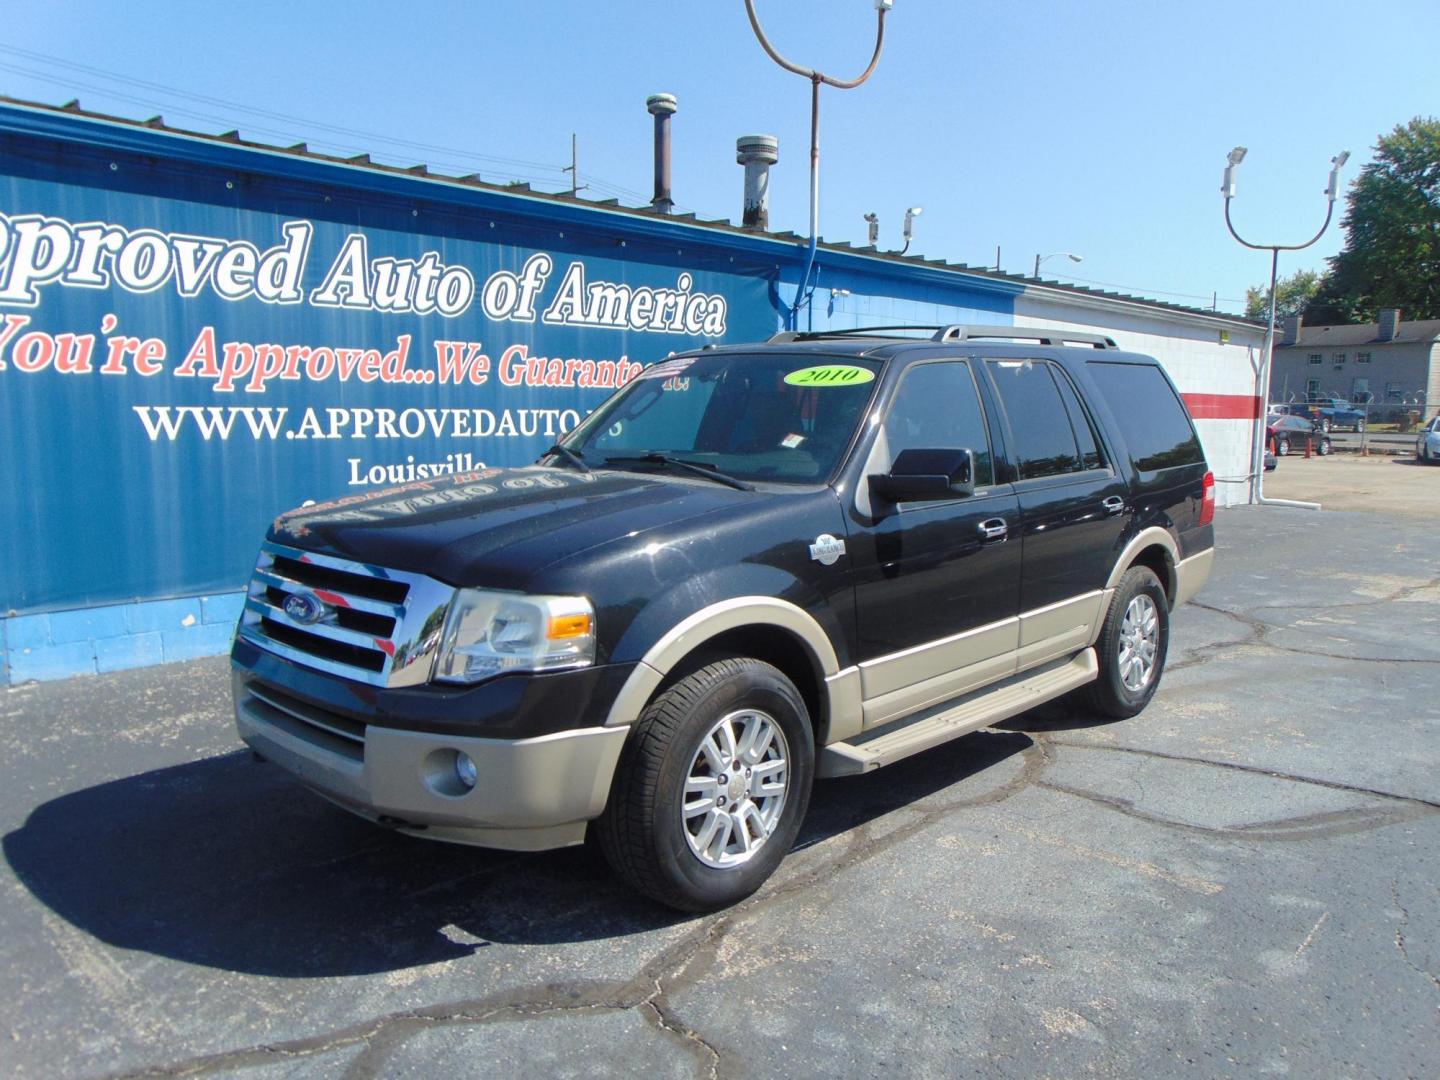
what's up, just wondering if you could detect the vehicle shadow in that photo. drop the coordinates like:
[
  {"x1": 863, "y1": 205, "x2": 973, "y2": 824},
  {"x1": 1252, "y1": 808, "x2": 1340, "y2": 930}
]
[
  {"x1": 3, "y1": 729, "x2": 1029, "y2": 978},
  {"x1": 994, "y1": 697, "x2": 1126, "y2": 733}
]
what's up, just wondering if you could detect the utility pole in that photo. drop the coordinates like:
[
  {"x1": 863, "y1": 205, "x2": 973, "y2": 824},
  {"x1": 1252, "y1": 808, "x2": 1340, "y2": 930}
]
[
  {"x1": 744, "y1": 0, "x2": 891, "y2": 330},
  {"x1": 1221, "y1": 145, "x2": 1348, "y2": 509},
  {"x1": 562, "y1": 133, "x2": 586, "y2": 197}
]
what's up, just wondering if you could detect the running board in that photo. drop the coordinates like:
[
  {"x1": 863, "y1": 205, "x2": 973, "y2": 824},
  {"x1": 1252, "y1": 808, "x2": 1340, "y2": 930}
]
[{"x1": 818, "y1": 649, "x2": 1098, "y2": 777}]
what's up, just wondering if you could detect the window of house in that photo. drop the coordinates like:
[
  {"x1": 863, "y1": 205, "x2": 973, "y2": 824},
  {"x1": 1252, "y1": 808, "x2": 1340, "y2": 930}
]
[
  {"x1": 1332, "y1": 352, "x2": 1347, "y2": 365},
  {"x1": 1356, "y1": 351, "x2": 1372, "y2": 364},
  {"x1": 1306, "y1": 378, "x2": 1322, "y2": 397},
  {"x1": 1385, "y1": 382, "x2": 1404, "y2": 402},
  {"x1": 1307, "y1": 353, "x2": 1323, "y2": 366}
]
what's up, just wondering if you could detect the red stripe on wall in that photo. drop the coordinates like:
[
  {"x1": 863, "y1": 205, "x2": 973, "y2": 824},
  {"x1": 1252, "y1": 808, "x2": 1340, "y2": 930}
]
[{"x1": 1182, "y1": 393, "x2": 1261, "y2": 420}]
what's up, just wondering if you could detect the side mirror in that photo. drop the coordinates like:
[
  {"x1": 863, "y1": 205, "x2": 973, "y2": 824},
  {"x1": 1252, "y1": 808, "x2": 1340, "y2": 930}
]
[{"x1": 869, "y1": 448, "x2": 975, "y2": 502}]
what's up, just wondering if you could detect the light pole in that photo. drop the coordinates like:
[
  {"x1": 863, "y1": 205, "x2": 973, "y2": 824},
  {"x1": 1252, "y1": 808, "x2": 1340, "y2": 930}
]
[
  {"x1": 1034, "y1": 251, "x2": 1082, "y2": 278},
  {"x1": 745, "y1": 0, "x2": 892, "y2": 330},
  {"x1": 1222, "y1": 145, "x2": 1348, "y2": 508}
]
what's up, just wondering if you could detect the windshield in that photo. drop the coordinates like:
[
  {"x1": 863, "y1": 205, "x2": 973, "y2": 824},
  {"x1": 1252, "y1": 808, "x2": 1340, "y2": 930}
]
[{"x1": 563, "y1": 352, "x2": 883, "y2": 483}]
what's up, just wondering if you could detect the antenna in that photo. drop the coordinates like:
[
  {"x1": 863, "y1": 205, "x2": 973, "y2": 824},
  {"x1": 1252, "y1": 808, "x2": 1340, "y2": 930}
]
[{"x1": 562, "y1": 133, "x2": 586, "y2": 197}]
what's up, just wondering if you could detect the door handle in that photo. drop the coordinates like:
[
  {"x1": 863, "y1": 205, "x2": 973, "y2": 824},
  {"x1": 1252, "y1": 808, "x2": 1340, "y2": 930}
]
[
  {"x1": 977, "y1": 518, "x2": 1008, "y2": 542},
  {"x1": 1101, "y1": 496, "x2": 1126, "y2": 515}
]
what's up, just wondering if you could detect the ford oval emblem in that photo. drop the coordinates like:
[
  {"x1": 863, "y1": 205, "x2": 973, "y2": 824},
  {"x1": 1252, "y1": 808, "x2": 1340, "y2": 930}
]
[{"x1": 283, "y1": 591, "x2": 325, "y2": 625}]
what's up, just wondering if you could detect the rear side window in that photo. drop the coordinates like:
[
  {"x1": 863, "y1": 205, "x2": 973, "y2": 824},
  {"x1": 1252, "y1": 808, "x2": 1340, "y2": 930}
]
[
  {"x1": 985, "y1": 359, "x2": 1081, "y2": 479},
  {"x1": 1051, "y1": 367, "x2": 1104, "y2": 470},
  {"x1": 1087, "y1": 361, "x2": 1204, "y2": 471}
]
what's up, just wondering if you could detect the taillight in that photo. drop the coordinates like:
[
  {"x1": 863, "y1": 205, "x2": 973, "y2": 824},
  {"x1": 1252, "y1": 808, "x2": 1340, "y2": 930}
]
[{"x1": 1199, "y1": 470, "x2": 1216, "y2": 526}]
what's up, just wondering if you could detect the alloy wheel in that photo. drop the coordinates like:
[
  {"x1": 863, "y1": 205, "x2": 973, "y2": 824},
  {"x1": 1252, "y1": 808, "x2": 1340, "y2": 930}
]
[
  {"x1": 682, "y1": 709, "x2": 790, "y2": 869},
  {"x1": 1118, "y1": 594, "x2": 1160, "y2": 692}
]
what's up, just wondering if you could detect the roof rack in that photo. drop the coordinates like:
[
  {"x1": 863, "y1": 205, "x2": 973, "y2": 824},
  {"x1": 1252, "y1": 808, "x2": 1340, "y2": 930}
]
[
  {"x1": 766, "y1": 324, "x2": 1119, "y2": 349},
  {"x1": 932, "y1": 325, "x2": 1118, "y2": 349},
  {"x1": 766, "y1": 325, "x2": 941, "y2": 344}
]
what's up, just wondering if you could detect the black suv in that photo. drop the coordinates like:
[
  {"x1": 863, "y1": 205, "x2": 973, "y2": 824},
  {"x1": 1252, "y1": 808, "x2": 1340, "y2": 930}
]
[{"x1": 232, "y1": 325, "x2": 1215, "y2": 910}]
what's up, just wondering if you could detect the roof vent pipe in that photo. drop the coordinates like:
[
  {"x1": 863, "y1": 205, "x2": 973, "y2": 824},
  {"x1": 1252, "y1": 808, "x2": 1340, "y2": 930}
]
[
  {"x1": 1377, "y1": 307, "x2": 1401, "y2": 342},
  {"x1": 736, "y1": 134, "x2": 778, "y2": 230},
  {"x1": 647, "y1": 93, "x2": 677, "y2": 213}
]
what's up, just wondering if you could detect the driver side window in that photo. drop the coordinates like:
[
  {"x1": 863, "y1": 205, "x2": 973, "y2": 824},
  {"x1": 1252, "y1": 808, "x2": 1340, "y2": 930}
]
[{"x1": 882, "y1": 361, "x2": 995, "y2": 487}]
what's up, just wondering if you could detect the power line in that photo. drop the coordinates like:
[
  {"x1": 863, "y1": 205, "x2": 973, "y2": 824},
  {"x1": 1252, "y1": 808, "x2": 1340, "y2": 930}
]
[{"x1": 1054, "y1": 271, "x2": 1248, "y2": 308}]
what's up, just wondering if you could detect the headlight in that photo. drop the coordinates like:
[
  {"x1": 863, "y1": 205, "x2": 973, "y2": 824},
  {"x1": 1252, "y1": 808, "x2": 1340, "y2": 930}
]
[{"x1": 434, "y1": 589, "x2": 596, "y2": 684}]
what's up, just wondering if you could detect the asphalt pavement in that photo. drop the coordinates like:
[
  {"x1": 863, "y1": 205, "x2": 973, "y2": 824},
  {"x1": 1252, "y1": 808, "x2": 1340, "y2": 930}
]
[{"x1": 2, "y1": 506, "x2": 1437, "y2": 1078}]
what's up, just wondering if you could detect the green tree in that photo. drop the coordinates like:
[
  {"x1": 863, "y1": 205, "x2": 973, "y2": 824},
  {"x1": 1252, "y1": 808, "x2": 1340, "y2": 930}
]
[
  {"x1": 1306, "y1": 116, "x2": 1440, "y2": 324},
  {"x1": 1245, "y1": 269, "x2": 1320, "y2": 321}
]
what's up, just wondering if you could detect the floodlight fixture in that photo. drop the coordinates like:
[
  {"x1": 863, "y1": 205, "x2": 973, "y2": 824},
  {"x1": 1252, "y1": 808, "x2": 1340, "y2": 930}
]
[
  {"x1": 1033, "y1": 251, "x2": 1083, "y2": 278},
  {"x1": 1326, "y1": 150, "x2": 1351, "y2": 201},
  {"x1": 864, "y1": 212, "x2": 879, "y2": 246},
  {"x1": 1222, "y1": 146, "x2": 1247, "y2": 198}
]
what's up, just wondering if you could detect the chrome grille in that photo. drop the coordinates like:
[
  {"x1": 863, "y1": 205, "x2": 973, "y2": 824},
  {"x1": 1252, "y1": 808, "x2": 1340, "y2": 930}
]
[{"x1": 238, "y1": 541, "x2": 454, "y2": 687}]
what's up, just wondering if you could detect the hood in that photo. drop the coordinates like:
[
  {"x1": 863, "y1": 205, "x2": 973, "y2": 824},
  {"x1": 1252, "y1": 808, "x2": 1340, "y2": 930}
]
[{"x1": 268, "y1": 465, "x2": 759, "y2": 589}]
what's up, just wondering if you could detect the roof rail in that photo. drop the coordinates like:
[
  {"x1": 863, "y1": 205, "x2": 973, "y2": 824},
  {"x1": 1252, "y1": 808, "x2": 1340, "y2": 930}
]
[
  {"x1": 932, "y1": 325, "x2": 1119, "y2": 349},
  {"x1": 765, "y1": 324, "x2": 1120, "y2": 348},
  {"x1": 766, "y1": 325, "x2": 943, "y2": 344}
]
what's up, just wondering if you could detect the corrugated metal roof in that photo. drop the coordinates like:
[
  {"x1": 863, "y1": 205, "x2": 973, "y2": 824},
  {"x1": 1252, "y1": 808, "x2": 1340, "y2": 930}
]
[{"x1": 0, "y1": 94, "x2": 1260, "y2": 328}]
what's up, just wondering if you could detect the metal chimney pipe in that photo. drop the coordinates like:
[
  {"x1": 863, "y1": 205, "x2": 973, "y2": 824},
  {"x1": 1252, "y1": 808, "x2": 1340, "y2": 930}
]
[
  {"x1": 647, "y1": 93, "x2": 677, "y2": 213},
  {"x1": 736, "y1": 134, "x2": 778, "y2": 230}
]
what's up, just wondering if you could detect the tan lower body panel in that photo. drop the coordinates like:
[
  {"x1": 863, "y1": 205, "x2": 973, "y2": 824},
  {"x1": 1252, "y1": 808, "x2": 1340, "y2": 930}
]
[
  {"x1": 236, "y1": 674, "x2": 626, "y2": 852},
  {"x1": 820, "y1": 649, "x2": 1099, "y2": 777},
  {"x1": 1016, "y1": 591, "x2": 1103, "y2": 670},
  {"x1": 1174, "y1": 547, "x2": 1214, "y2": 606},
  {"x1": 857, "y1": 618, "x2": 1019, "y2": 729}
]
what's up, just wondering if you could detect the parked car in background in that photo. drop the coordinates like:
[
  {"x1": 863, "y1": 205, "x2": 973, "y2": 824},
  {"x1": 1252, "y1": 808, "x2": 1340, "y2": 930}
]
[
  {"x1": 1282, "y1": 398, "x2": 1366, "y2": 433},
  {"x1": 1417, "y1": 415, "x2": 1440, "y2": 464},
  {"x1": 1268, "y1": 414, "x2": 1332, "y2": 456}
]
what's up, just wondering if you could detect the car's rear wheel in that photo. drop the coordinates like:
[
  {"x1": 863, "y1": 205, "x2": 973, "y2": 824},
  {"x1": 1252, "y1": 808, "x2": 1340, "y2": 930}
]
[
  {"x1": 1276, "y1": 436, "x2": 1291, "y2": 456},
  {"x1": 595, "y1": 657, "x2": 814, "y2": 911},
  {"x1": 1355, "y1": 418, "x2": 1365, "y2": 433},
  {"x1": 1077, "y1": 566, "x2": 1169, "y2": 719},
  {"x1": 1317, "y1": 436, "x2": 1332, "y2": 455},
  {"x1": 1320, "y1": 417, "x2": 1332, "y2": 433}
]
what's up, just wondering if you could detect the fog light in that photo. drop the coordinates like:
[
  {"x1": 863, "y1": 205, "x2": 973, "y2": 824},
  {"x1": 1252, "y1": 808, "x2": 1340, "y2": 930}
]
[
  {"x1": 453, "y1": 751, "x2": 478, "y2": 789},
  {"x1": 454, "y1": 751, "x2": 478, "y2": 789}
]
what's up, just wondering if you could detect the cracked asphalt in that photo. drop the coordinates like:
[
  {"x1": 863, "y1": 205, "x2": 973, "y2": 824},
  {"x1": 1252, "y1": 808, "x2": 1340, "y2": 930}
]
[{"x1": 2, "y1": 505, "x2": 1438, "y2": 1078}]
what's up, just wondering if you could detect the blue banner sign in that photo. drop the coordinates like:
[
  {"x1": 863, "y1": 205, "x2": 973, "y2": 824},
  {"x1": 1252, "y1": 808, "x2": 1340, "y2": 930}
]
[{"x1": 0, "y1": 169, "x2": 775, "y2": 612}]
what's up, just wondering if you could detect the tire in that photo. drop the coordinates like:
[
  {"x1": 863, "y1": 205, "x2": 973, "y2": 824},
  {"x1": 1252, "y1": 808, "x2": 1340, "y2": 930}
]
[
  {"x1": 1277, "y1": 436, "x2": 1290, "y2": 456},
  {"x1": 1076, "y1": 566, "x2": 1169, "y2": 719},
  {"x1": 1320, "y1": 417, "x2": 1332, "y2": 433},
  {"x1": 595, "y1": 658, "x2": 814, "y2": 911},
  {"x1": 1317, "y1": 437, "x2": 1332, "y2": 456},
  {"x1": 1355, "y1": 419, "x2": 1365, "y2": 434}
]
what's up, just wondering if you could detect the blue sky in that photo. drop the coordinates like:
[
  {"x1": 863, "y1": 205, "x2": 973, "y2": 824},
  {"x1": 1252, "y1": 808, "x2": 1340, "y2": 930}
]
[{"x1": 3, "y1": 1, "x2": 1436, "y2": 316}]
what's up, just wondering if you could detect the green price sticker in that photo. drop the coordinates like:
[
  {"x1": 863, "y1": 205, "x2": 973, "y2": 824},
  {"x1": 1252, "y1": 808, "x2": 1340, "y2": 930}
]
[{"x1": 783, "y1": 364, "x2": 876, "y2": 387}]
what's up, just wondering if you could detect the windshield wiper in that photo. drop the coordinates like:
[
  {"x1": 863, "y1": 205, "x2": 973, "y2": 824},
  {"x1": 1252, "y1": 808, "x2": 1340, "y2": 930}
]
[
  {"x1": 602, "y1": 453, "x2": 753, "y2": 491},
  {"x1": 541, "y1": 444, "x2": 590, "y2": 473}
]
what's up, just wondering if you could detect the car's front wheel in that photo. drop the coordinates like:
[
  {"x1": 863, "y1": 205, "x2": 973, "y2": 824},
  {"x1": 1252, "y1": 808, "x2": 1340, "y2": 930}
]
[
  {"x1": 1317, "y1": 436, "x2": 1332, "y2": 455},
  {"x1": 595, "y1": 657, "x2": 815, "y2": 911},
  {"x1": 1276, "y1": 436, "x2": 1291, "y2": 456},
  {"x1": 1320, "y1": 417, "x2": 1332, "y2": 433},
  {"x1": 1354, "y1": 418, "x2": 1365, "y2": 433},
  {"x1": 1077, "y1": 566, "x2": 1169, "y2": 719}
]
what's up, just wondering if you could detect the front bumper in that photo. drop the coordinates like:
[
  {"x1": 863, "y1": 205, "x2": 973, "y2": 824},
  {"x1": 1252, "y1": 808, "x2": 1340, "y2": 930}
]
[{"x1": 232, "y1": 662, "x2": 629, "y2": 851}]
